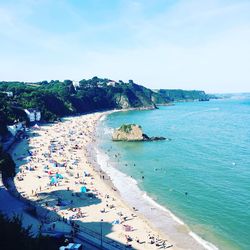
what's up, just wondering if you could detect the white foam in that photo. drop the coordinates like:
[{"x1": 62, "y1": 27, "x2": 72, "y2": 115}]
[
  {"x1": 103, "y1": 127, "x2": 114, "y2": 135},
  {"x1": 99, "y1": 115, "x2": 106, "y2": 121},
  {"x1": 142, "y1": 192, "x2": 185, "y2": 225},
  {"x1": 96, "y1": 149, "x2": 137, "y2": 188},
  {"x1": 189, "y1": 232, "x2": 219, "y2": 250}
]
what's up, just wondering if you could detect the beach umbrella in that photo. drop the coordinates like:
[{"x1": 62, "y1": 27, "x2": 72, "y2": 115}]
[
  {"x1": 56, "y1": 173, "x2": 63, "y2": 179},
  {"x1": 50, "y1": 177, "x2": 58, "y2": 184},
  {"x1": 80, "y1": 186, "x2": 87, "y2": 193}
]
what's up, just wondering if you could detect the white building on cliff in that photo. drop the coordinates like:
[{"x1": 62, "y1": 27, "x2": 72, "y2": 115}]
[{"x1": 24, "y1": 109, "x2": 41, "y2": 122}]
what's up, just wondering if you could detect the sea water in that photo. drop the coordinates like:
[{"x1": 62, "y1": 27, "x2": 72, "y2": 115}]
[{"x1": 96, "y1": 98, "x2": 250, "y2": 250}]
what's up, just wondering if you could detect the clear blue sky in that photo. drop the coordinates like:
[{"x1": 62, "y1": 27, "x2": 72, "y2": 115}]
[{"x1": 0, "y1": 0, "x2": 250, "y2": 93}]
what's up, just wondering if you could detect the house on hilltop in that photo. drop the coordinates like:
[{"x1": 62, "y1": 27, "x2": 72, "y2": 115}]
[
  {"x1": 107, "y1": 80, "x2": 118, "y2": 87},
  {"x1": 72, "y1": 80, "x2": 80, "y2": 89},
  {"x1": 1, "y1": 91, "x2": 13, "y2": 97}
]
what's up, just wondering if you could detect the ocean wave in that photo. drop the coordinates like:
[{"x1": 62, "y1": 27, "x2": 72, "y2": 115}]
[
  {"x1": 143, "y1": 190, "x2": 219, "y2": 250},
  {"x1": 142, "y1": 192, "x2": 185, "y2": 225},
  {"x1": 94, "y1": 146, "x2": 218, "y2": 250},
  {"x1": 99, "y1": 115, "x2": 107, "y2": 121},
  {"x1": 103, "y1": 127, "x2": 114, "y2": 135},
  {"x1": 189, "y1": 232, "x2": 219, "y2": 250},
  {"x1": 95, "y1": 147, "x2": 137, "y2": 186}
]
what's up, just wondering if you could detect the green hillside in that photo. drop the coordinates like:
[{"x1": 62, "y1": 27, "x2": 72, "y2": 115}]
[
  {"x1": 0, "y1": 77, "x2": 166, "y2": 137},
  {"x1": 154, "y1": 89, "x2": 209, "y2": 102},
  {"x1": 0, "y1": 77, "x2": 210, "y2": 139}
]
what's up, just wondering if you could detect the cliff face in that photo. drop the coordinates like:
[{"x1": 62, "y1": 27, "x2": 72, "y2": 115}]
[
  {"x1": 151, "y1": 91, "x2": 171, "y2": 104},
  {"x1": 112, "y1": 124, "x2": 144, "y2": 141},
  {"x1": 115, "y1": 94, "x2": 131, "y2": 109},
  {"x1": 114, "y1": 83, "x2": 159, "y2": 109}
]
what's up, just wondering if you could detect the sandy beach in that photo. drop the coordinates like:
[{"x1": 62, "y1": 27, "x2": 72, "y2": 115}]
[
  {"x1": 11, "y1": 112, "x2": 177, "y2": 250},
  {"x1": 8, "y1": 110, "x2": 214, "y2": 250}
]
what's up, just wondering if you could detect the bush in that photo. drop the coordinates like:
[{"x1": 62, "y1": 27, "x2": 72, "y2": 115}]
[{"x1": 0, "y1": 213, "x2": 65, "y2": 250}]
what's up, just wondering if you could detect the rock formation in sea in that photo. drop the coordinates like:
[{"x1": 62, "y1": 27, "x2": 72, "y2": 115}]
[{"x1": 112, "y1": 124, "x2": 167, "y2": 141}]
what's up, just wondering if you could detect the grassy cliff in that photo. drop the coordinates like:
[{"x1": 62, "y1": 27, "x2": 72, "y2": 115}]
[
  {"x1": 0, "y1": 77, "x2": 210, "y2": 138},
  {"x1": 0, "y1": 77, "x2": 166, "y2": 137}
]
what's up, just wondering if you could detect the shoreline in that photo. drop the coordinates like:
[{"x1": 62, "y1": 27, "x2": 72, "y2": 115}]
[
  {"x1": 94, "y1": 110, "x2": 219, "y2": 250},
  {"x1": 8, "y1": 109, "x2": 217, "y2": 249}
]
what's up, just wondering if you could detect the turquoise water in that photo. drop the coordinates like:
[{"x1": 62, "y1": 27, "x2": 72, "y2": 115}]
[{"x1": 97, "y1": 99, "x2": 250, "y2": 250}]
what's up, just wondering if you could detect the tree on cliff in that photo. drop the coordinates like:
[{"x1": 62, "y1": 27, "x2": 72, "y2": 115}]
[{"x1": 0, "y1": 144, "x2": 16, "y2": 178}]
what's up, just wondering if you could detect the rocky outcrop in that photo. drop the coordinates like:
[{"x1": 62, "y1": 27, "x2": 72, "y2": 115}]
[
  {"x1": 142, "y1": 134, "x2": 167, "y2": 141},
  {"x1": 115, "y1": 94, "x2": 131, "y2": 109},
  {"x1": 112, "y1": 124, "x2": 167, "y2": 141},
  {"x1": 112, "y1": 124, "x2": 144, "y2": 141}
]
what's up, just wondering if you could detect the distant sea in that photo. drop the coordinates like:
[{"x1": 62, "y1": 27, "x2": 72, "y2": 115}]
[{"x1": 95, "y1": 98, "x2": 250, "y2": 250}]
